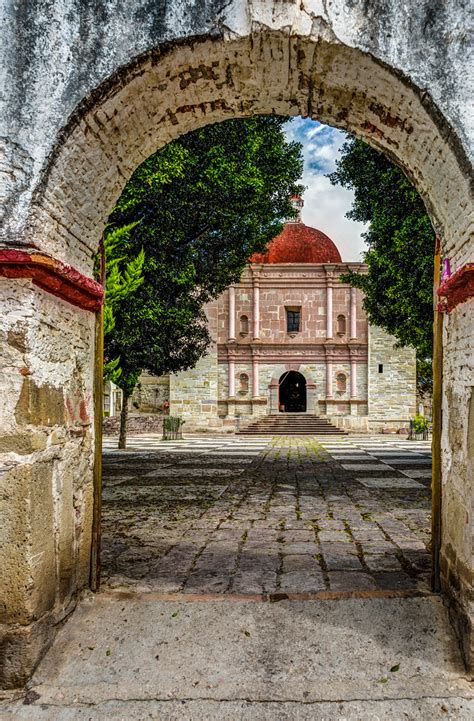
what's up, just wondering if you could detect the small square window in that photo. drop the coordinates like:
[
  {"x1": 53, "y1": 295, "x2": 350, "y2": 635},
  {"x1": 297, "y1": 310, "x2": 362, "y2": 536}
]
[
  {"x1": 378, "y1": 363, "x2": 384, "y2": 373},
  {"x1": 286, "y1": 308, "x2": 301, "y2": 333}
]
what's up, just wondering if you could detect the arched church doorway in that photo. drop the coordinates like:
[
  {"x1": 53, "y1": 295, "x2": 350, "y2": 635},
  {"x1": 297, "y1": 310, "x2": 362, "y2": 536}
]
[{"x1": 279, "y1": 371, "x2": 307, "y2": 413}]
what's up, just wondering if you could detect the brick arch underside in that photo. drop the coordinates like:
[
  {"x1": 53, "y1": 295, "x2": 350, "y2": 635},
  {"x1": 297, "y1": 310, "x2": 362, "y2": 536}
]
[{"x1": 29, "y1": 30, "x2": 472, "y2": 277}]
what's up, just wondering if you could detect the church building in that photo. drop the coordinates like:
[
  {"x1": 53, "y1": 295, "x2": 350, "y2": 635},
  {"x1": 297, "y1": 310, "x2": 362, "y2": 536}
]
[{"x1": 131, "y1": 198, "x2": 416, "y2": 433}]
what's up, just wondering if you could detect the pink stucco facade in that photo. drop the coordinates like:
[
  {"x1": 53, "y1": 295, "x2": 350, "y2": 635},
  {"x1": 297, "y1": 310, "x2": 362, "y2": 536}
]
[
  {"x1": 214, "y1": 262, "x2": 370, "y2": 428},
  {"x1": 169, "y1": 218, "x2": 416, "y2": 432}
]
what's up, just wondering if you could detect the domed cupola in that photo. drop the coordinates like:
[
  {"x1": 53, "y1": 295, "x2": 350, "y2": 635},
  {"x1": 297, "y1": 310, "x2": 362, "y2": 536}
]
[{"x1": 250, "y1": 196, "x2": 342, "y2": 264}]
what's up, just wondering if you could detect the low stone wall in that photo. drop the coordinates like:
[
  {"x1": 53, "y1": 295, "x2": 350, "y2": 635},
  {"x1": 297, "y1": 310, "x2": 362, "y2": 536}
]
[
  {"x1": 329, "y1": 415, "x2": 369, "y2": 433},
  {"x1": 103, "y1": 414, "x2": 164, "y2": 436},
  {"x1": 368, "y1": 420, "x2": 411, "y2": 434},
  {"x1": 329, "y1": 416, "x2": 412, "y2": 434}
]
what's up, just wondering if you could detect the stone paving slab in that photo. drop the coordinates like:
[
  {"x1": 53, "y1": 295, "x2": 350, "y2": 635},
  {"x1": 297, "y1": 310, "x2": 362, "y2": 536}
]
[
  {"x1": 401, "y1": 469, "x2": 433, "y2": 478},
  {"x1": 1, "y1": 594, "x2": 471, "y2": 720},
  {"x1": 341, "y1": 463, "x2": 393, "y2": 470},
  {"x1": 100, "y1": 435, "x2": 433, "y2": 596},
  {"x1": 357, "y1": 477, "x2": 425, "y2": 489}
]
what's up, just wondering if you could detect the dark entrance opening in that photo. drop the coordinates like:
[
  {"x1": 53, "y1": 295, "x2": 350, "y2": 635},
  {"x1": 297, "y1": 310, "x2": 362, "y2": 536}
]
[{"x1": 279, "y1": 371, "x2": 307, "y2": 412}]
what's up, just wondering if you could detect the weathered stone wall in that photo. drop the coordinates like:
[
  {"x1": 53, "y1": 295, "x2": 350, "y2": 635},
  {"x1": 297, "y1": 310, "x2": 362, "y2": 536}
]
[
  {"x1": 169, "y1": 350, "x2": 221, "y2": 431},
  {"x1": 102, "y1": 413, "x2": 164, "y2": 436},
  {"x1": 440, "y1": 298, "x2": 474, "y2": 664},
  {"x1": 131, "y1": 373, "x2": 169, "y2": 414},
  {"x1": 1, "y1": 1, "x2": 472, "y2": 248},
  {"x1": 0, "y1": 0, "x2": 472, "y2": 686},
  {"x1": 169, "y1": 304, "x2": 220, "y2": 431},
  {"x1": 0, "y1": 280, "x2": 95, "y2": 686},
  {"x1": 367, "y1": 325, "x2": 417, "y2": 431}
]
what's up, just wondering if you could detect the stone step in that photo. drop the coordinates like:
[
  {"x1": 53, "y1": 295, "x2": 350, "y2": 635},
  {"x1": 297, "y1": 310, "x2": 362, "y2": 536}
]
[{"x1": 237, "y1": 414, "x2": 346, "y2": 435}]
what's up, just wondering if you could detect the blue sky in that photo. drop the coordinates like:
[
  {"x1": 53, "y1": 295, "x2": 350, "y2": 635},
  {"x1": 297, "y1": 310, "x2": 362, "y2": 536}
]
[{"x1": 284, "y1": 118, "x2": 367, "y2": 262}]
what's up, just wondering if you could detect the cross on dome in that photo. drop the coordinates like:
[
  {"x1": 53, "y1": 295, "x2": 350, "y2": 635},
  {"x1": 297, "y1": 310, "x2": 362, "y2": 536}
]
[{"x1": 289, "y1": 194, "x2": 304, "y2": 223}]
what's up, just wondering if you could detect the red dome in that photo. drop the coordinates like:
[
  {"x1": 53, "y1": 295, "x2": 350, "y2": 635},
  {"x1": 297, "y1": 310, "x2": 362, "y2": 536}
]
[{"x1": 250, "y1": 222, "x2": 342, "y2": 264}]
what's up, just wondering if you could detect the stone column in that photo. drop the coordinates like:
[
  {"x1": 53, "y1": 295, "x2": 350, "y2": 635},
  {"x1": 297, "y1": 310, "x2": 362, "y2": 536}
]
[
  {"x1": 326, "y1": 283, "x2": 333, "y2": 339},
  {"x1": 228, "y1": 357, "x2": 235, "y2": 397},
  {"x1": 252, "y1": 357, "x2": 259, "y2": 397},
  {"x1": 253, "y1": 279, "x2": 260, "y2": 340},
  {"x1": 350, "y1": 358, "x2": 357, "y2": 398},
  {"x1": 0, "y1": 276, "x2": 97, "y2": 688},
  {"x1": 350, "y1": 287, "x2": 357, "y2": 339},
  {"x1": 227, "y1": 355, "x2": 235, "y2": 418},
  {"x1": 228, "y1": 286, "x2": 236, "y2": 341},
  {"x1": 269, "y1": 380, "x2": 279, "y2": 414},
  {"x1": 326, "y1": 360, "x2": 333, "y2": 399}
]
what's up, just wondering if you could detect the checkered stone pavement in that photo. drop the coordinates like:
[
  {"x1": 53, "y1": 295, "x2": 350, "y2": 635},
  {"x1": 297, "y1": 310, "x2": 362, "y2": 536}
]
[{"x1": 101, "y1": 434, "x2": 432, "y2": 596}]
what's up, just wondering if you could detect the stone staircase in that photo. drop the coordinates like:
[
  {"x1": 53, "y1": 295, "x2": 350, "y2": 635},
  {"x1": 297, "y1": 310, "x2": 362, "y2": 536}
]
[{"x1": 237, "y1": 413, "x2": 346, "y2": 435}]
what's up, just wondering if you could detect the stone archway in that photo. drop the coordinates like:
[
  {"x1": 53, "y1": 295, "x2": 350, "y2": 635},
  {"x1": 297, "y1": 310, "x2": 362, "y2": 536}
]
[{"x1": 1, "y1": 18, "x2": 472, "y2": 686}]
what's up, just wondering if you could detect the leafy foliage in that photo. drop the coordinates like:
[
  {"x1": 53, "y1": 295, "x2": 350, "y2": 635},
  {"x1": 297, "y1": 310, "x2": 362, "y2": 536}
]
[
  {"x1": 412, "y1": 413, "x2": 429, "y2": 434},
  {"x1": 102, "y1": 223, "x2": 144, "y2": 337},
  {"x1": 328, "y1": 136, "x2": 434, "y2": 394},
  {"x1": 100, "y1": 223, "x2": 145, "y2": 383},
  {"x1": 163, "y1": 416, "x2": 185, "y2": 441},
  {"x1": 105, "y1": 116, "x2": 304, "y2": 397}
]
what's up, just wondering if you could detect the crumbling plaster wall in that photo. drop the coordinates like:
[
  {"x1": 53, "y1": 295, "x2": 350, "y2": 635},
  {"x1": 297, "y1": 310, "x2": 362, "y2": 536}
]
[
  {"x1": 0, "y1": 0, "x2": 472, "y2": 686},
  {"x1": 1, "y1": 0, "x2": 472, "y2": 244}
]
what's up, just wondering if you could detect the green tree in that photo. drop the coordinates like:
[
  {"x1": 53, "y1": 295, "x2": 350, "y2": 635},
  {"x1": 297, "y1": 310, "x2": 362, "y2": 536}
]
[
  {"x1": 105, "y1": 116, "x2": 304, "y2": 447},
  {"x1": 99, "y1": 224, "x2": 145, "y2": 381},
  {"x1": 328, "y1": 136, "x2": 434, "y2": 394},
  {"x1": 102, "y1": 223, "x2": 144, "y2": 337}
]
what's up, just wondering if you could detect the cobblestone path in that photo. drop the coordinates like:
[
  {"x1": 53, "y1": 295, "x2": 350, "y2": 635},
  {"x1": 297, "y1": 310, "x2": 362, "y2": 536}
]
[{"x1": 101, "y1": 435, "x2": 432, "y2": 596}]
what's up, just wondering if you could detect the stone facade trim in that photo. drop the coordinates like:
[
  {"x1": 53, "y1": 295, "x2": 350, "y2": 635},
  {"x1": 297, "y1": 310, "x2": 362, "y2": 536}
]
[
  {"x1": 0, "y1": 247, "x2": 103, "y2": 311},
  {"x1": 219, "y1": 344, "x2": 368, "y2": 363},
  {"x1": 237, "y1": 263, "x2": 367, "y2": 288}
]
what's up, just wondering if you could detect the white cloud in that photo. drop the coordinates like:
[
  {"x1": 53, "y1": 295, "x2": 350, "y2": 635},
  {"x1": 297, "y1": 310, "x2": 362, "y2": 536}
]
[{"x1": 285, "y1": 118, "x2": 367, "y2": 262}]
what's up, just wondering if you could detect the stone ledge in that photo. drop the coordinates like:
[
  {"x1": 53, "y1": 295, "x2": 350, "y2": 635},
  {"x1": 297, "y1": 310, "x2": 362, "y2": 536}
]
[{"x1": 0, "y1": 248, "x2": 103, "y2": 311}]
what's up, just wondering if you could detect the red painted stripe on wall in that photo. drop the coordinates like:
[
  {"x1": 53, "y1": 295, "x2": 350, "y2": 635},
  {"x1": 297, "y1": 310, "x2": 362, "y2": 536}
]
[
  {"x1": 437, "y1": 263, "x2": 474, "y2": 312},
  {"x1": 0, "y1": 248, "x2": 103, "y2": 311}
]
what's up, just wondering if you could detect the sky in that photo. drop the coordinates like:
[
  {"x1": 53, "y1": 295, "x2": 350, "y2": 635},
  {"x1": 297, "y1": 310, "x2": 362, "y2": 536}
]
[{"x1": 284, "y1": 117, "x2": 367, "y2": 262}]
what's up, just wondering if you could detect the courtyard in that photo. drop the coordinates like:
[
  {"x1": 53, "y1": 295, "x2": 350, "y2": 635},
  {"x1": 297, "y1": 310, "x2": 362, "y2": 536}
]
[
  {"x1": 3, "y1": 434, "x2": 473, "y2": 719},
  {"x1": 101, "y1": 434, "x2": 432, "y2": 597}
]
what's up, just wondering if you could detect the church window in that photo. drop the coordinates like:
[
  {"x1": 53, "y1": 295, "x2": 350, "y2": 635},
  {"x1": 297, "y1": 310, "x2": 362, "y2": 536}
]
[
  {"x1": 240, "y1": 315, "x2": 249, "y2": 337},
  {"x1": 336, "y1": 373, "x2": 347, "y2": 392},
  {"x1": 239, "y1": 373, "x2": 249, "y2": 394},
  {"x1": 337, "y1": 314, "x2": 346, "y2": 335},
  {"x1": 286, "y1": 307, "x2": 301, "y2": 333},
  {"x1": 378, "y1": 364, "x2": 384, "y2": 373}
]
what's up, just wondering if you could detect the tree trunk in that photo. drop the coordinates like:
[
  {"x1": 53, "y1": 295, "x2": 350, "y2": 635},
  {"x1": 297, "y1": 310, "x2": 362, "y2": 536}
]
[{"x1": 118, "y1": 391, "x2": 129, "y2": 449}]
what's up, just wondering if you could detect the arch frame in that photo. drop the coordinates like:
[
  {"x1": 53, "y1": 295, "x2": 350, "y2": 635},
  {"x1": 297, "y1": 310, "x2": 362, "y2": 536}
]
[
  {"x1": 22, "y1": 29, "x2": 472, "y2": 273},
  {"x1": 0, "y1": 26, "x2": 473, "y2": 686}
]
